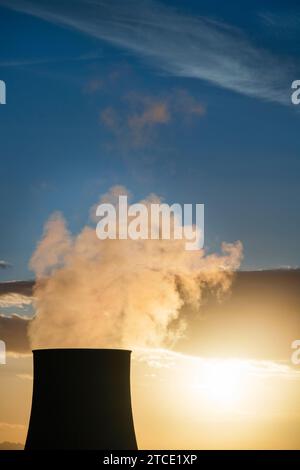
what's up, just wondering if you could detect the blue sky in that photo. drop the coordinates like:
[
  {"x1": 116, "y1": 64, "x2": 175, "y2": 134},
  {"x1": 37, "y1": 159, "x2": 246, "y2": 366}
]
[{"x1": 0, "y1": 0, "x2": 299, "y2": 280}]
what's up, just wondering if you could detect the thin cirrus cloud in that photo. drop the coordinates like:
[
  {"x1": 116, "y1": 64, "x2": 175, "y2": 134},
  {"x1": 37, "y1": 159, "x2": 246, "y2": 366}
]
[
  {"x1": 259, "y1": 10, "x2": 300, "y2": 31},
  {"x1": 0, "y1": 51, "x2": 102, "y2": 68},
  {"x1": 0, "y1": 0, "x2": 297, "y2": 105}
]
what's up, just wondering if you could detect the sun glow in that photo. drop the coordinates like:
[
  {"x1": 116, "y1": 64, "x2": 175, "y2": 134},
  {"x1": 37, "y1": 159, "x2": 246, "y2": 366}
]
[
  {"x1": 200, "y1": 360, "x2": 247, "y2": 408},
  {"x1": 177, "y1": 357, "x2": 250, "y2": 412},
  {"x1": 134, "y1": 348, "x2": 300, "y2": 424}
]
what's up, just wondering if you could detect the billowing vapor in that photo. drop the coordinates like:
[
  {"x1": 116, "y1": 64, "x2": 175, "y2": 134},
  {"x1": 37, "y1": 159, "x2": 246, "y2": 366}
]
[{"x1": 29, "y1": 187, "x2": 242, "y2": 350}]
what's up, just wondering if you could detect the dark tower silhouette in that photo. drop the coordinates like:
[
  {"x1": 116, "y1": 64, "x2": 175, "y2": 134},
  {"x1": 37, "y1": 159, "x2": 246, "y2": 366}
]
[{"x1": 25, "y1": 349, "x2": 137, "y2": 450}]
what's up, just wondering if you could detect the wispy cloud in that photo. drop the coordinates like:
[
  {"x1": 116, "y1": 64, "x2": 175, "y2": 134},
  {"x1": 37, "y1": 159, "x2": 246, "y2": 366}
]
[
  {"x1": 0, "y1": 280, "x2": 33, "y2": 296},
  {"x1": 0, "y1": 293, "x2": 33, "y2": 308},
  {"x1": 0, "y1": 0, "x2": 297, "y2": 104},
  {"x1": 16, "y1": 373, "x2": 33, "y2": 380},
  {"x1": 100, "y1": 89, "x2": 205, "y2": 147},
  {"x1": 0, "y1": 423, "x2": 26, "y2": 430},
  {"x1": 134, "y1": 347, "x2": 300, "y2": 381},
  {"x1": 83, "y1": 78, "x2": 104, "y2": 94},
  {"x1": 0, "y1": 282, "x2": 33, "y2": 353},
  {"x1": 0, "y1": 260, "x2": 11, "y2": 269},
  {"x1": 0, "y1": 280, "x2": 33, "y2": 308},
  {"x1": 0, "y1": 51, "x2": 101, "y2": 68},
  {"x1": 259, "y1": 10, "x2": 300, "y2": 31},
  {"x1": 100, "y1": 94, "x2": 170, "y2": 148}
]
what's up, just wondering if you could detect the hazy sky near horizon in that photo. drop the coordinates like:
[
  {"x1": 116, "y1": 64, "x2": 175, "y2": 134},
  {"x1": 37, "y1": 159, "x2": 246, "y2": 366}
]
[
  {"x1": 0, "y1": 0, "x2": 300, "y2": 278},
  {"x1": 2, "y1": 350, "x2": 300, "y2": 449}
]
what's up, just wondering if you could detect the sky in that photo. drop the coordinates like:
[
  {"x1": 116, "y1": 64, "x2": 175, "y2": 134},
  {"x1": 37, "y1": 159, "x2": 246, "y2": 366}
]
[
  {"x1": 0, "y1": 0, "x2": 299, "y2": 283},
  {"x1": 1, "y1": 0, "x2": 300, "y2": 450}
]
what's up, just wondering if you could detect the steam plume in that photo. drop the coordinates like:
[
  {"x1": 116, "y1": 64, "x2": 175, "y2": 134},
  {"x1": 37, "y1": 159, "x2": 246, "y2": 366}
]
[{"x1": 29, "y1": 187, "x2": 242, "y2": 349}]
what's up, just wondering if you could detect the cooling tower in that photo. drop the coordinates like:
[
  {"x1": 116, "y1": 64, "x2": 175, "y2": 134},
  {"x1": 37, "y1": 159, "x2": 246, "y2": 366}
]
[{"x1": 25, "y1": 349, "x2": 137, "y2": 450}]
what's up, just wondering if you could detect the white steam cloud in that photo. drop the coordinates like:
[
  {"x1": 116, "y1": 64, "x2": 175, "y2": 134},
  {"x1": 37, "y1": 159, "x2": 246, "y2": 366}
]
[{"x1": 29, "y1": 187, "x2": 242, "y2": 350}]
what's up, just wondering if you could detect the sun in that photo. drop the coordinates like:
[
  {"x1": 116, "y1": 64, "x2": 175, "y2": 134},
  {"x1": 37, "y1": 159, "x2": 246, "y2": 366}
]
[
  {"x1": 201, "y1": 359, "x2": 247, "y2": 409},
  {"x1": 179, "y1": 356, "x2": 249, "y2": 412}
]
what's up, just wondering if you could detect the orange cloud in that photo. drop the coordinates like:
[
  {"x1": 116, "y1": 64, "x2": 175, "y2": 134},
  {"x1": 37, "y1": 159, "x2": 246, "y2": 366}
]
[
  {"x1": 100, "y1": 89, "x2": 205, "y2": 148},
  {"x1": 83, "y1": 78, "x2": 104, "y2": 94}
]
